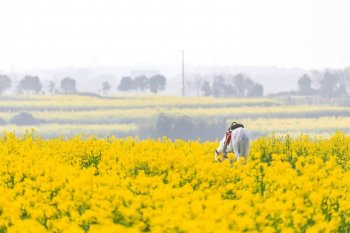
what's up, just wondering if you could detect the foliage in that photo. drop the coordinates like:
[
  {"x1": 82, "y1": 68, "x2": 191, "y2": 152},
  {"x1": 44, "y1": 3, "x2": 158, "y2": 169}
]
[
  {"x1": 101, "y1": 82, "x2": 111, "y2": 94},
  {"x1": 118, "y1": 75, "x2": 167, "y2": 93},
  {"x1": 0, "y1": 75, "x2": 12, "y2": 94},
  {"x1": 149, "y1": 74, "x2": 166, "y2": 93},
  {"x1": 201, "y1": 81, "x2": 211, "y2": 96},
  {"x1": 1, "y1": 132, "x2": 350, "y2": 232},
  {"x1": 134, "y1": 75, "x2": 149, "y2": 91},
  {"x1": 298, "y1": 74, "x2": 314, "y2": 95},
  {"x1": 17, "y1": 75, "x2": 42, "y2": 94},
  {"x1": 9, "y1": 112, "x2": 40, "y2": 125},
  {"x1": 118, "y1": 76, "x2": 134, "y2": 92},
  {"x1": 310, "y1": 67, "x2": 350, "y2": 97},
  {"x1": 149, "y1": 114, "x2": 225, "y2": 140},
  {"x1": 60, "y1": 77, "x2": 77, "y2": 93},
  {"x1": 208, "y1": 74, "x2": 264, "y2": 97},
  {"x1": 0, "y1": 123, "x2": 137, "y2": 138},
  {"x1": 47, "y1": 81, "x2": 56, "y2": 94}
]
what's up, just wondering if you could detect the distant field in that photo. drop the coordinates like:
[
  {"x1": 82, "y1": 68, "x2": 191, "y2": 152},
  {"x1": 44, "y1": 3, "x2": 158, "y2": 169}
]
[
  {"x1": 0, "y1": 95, "x2": 349, "y2": 139},
  {"x1": 234, "y1": 117, "x2": 350, "y2": 137},
  {"x1": 2, "y1": 105, "x2": 350, "y2": 123},
  {"x1": 0, "y1": 95, "x2": 280, "y2": 110}
]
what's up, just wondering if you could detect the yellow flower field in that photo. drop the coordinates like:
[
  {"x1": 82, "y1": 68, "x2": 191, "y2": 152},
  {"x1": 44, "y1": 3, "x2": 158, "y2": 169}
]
[
  {"x1": 2, "y1": 94, "x2": 350, "y2": 139},
  {"x1": 0, "y1": 124, "x2": 138, "y2": 138},
  {"x1": 1, "y1": 132, "x2": 350, "y2": 232},
  {"x1": 0, "y1": 95, "x2": 279, "y2": 110}
]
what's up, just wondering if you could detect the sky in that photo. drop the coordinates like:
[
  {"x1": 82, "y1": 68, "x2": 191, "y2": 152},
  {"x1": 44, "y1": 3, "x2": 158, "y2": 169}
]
[{"x1": 0, "y1": 0, "x2": 349, "y2": 71}]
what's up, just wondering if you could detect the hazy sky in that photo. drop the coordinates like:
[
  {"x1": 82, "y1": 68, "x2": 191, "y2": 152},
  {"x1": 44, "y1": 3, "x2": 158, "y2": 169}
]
[{"x1": 0, "y1": 0, "x2": 349, "y2": 71}]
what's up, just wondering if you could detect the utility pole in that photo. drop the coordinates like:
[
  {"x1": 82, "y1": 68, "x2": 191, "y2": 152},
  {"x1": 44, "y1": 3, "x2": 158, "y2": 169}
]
[
  {"x1": 182, "y1": 50, "x2": 185, "y2": 96},
  {"x1": 344, "y1": 30, "x2": 348, "y2": 64}
]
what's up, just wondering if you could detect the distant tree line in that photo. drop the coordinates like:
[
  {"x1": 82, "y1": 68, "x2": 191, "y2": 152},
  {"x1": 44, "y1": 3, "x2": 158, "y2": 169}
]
[
  {"x1": 118, "y1": 74, "x2": 167, "y2": 93},
  {"x1": 0, "y1": 75, "x2": 78, "y2": 94},
  {"x1": 200, "y1": 73, "x2": 264, "y2": 97},
  {"x1": 297, "y1": 67, "x2": 350, "y2": 97},
  {"x1": 3, "y1": 67, "x2": 350, "y2": 98},
  {"x1": 0, "y1": 73, "x2": 168, "y2": 95}
]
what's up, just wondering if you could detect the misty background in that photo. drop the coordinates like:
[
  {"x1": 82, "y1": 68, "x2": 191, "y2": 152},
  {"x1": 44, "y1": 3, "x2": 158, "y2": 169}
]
[
  {"x1": 1, "y1": 0, "x2": 350, "y2": 140},
  {"x1": 1, "y1": 0, "x2": 350, "y2": 94}
]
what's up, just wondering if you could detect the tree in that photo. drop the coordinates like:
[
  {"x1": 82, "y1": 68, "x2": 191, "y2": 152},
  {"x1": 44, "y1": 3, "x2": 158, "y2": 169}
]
[
  {"x1": 297, "y1": 74, "x2": 313, "y2": 95},
  {"x1": 212, "y1": 76, "x2": 225, "y2": 97},
  {"x1": 199, "y1": 73, "x2": 264, "y2": 98},
  {"x1": 229, "y1": 73, "x2": 258, "y2": 97},
  {"x1": 17, "y1": 75, "x2": 42, "y2": 94},
  {"x1": 313, "y1": 69, "x2": 344, "y2": 97},
  {"x1": 327, "y1": 68, "x2": 350, "y2": 96},
  {"x1": 311, "y1": 68, "x2": 350, "y2": 97},
  {"x1": 60, "y1": 77, "x2": 77, "y2": 93},
  {"x1": 319, "y1": 71, "x2": 337, "y2": 96},
  {"x1": 102, "y1": 81, "x2": 111, "y2": 94},
  {"x1": 231, "y1": 73, "x2": 247, "y2": 97},
  {"x1": 201, "y1": 81, "x2": 211, "y2": 96},
  {"x1": 247, "y1": 83, "x2": 264, "y2": 97},
  {"x1": 0, "y1": 75, "x2": 12, "y2": 94},
  {"x1": 185, "y1": 75, "x2": 206, "y2": 96},
  {"x1": 334, "y1": 84, "x2": 347, "y2": 96},
  {"x1": 48, "y1": 81, "x2": 56, "y2": 94},
  {"x1": 118, "y1": 76, "x2": 134, "y2": 92},
  {"x1": 149, "y1": 74, "x2": 166, "y2": 93},
  {"x1": 134, "y1": 75, "x2": 149, "y2": 91}
]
